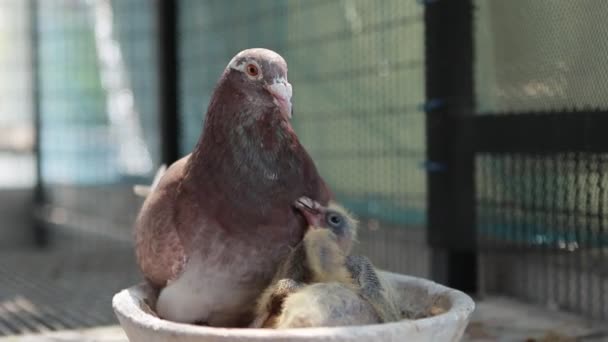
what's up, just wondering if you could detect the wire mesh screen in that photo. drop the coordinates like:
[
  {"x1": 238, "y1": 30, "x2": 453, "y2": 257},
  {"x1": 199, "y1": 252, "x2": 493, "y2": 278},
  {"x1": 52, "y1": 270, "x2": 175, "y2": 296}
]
[
  {"x1": 39, "y1": 0, "x2": 160, "y2": 239},
  {"x1": 474, "y1": 0, "x2": 608, "y2": 320},
  {"x1": 0, "y1": 0, "x2": 37, "y2": 251},
  {"x1": 0, "y1": 0, "x2": 160, "y2": 336},
  {"x1": 0, "y1": 0, "x2": 35, "y2": 189},
  {"x1": 178, "y1": 0, "x2": 428, "y2": 277},
  {"x1": 286, "y1": 1, "x2": 427, "y2": 276},
  {"x1": 475, "y1": 0, "x2": 608, "y2": 114},
  {"x1": 477, "y1": 153, "x2": 607, "y2": 319}
]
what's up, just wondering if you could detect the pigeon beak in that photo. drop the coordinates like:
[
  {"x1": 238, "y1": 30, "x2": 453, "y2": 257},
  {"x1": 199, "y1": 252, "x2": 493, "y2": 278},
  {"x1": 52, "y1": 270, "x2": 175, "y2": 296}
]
[
  {"x1": 294, "y1": 197, "x2": 323, "y2": 228},
  {"x1": 266, "y1": 78, "x2": 293, "y2": 121}
]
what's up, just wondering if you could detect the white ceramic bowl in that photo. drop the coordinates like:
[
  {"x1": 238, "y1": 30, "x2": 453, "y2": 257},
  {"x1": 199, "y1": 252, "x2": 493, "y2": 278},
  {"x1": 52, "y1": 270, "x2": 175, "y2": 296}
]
[{"x1": 112, "y1": 272, "x2": 475, "y2": 342}]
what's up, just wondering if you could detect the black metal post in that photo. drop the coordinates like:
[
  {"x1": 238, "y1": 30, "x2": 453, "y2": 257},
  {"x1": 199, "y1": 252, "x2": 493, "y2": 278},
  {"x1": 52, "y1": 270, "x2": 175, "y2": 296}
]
[
  {"x1": 30, "y1": 0, "x2": 48, "y2": 247},
  {"x1": 424, "y1": 0, "x2": 477, "y2": 293},
  {"x1": 158, "y1": 0, "x2": 180, "y2": 165}
]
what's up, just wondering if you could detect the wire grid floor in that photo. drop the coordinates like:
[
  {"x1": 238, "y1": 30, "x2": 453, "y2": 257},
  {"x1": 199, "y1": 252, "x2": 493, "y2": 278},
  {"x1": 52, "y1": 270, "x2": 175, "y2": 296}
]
[{"x1": 0, "y1": 228, "x2": 139, "y2": 336}]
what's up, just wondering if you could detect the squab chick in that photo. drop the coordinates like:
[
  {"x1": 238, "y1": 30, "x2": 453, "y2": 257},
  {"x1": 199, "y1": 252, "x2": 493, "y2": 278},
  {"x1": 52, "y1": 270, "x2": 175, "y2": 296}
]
[{"x1": 251, "y1": 197, "x2": 401, "y2": 328}]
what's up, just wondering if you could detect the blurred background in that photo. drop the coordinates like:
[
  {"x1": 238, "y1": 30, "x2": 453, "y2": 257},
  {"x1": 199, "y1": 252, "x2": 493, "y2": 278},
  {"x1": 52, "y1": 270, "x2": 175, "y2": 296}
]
[{"x1": 0, "y1": 0, "x2": 606, "y2": 339}]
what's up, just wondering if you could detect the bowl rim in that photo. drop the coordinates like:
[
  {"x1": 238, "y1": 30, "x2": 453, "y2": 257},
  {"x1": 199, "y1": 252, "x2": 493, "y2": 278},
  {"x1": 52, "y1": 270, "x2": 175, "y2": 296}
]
[{"x1": 112, "y1": 271, "x2": 475, "y2": 338}]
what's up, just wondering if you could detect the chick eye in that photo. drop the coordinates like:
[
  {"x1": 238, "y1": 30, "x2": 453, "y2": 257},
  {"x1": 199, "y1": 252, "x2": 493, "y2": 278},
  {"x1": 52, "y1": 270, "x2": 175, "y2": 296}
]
[
  {"x1": 326, "y1": 213, "x2": 343, "y2": 228},
  {"x1": 246, "y1": 64, "x2": 259, "y2": 77}
]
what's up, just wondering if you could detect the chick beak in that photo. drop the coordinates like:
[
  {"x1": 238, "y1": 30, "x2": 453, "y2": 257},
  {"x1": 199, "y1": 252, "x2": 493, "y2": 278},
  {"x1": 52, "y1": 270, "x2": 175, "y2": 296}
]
[
  {"x1": 266, "y1": 78, "x2": 293, "y2": 121},
  {"x1": 294, "y1": 197, "x2": 323, "y2": 228}
]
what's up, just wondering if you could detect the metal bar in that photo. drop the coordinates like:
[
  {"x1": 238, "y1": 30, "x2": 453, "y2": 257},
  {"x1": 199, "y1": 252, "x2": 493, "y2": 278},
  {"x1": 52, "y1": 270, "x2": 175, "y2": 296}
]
[
  {"x1": 158, "y1": 0, "x2": 180, "y2": 165},
  {"x1": 598, "y1": 155, "x2": 606, "y2": 320},
  {"x1": 30, "y1": 0, "x2": 48, "y2": 247},
  {"x1": 548, "y1": 153, "x2": 558, "y2": 309},
  {"x1": 564, "y1": 153, "x2": 574, "y2": 312},
  {"x1": 424, "y1": 0, "x2": 477, "y2": 293},
  {"x1": 514, "y1": 155, "x2": 526, "y2": 299},
  {"x1": 472, "y1": 111, "x2": 608, "y2": 154},
  {"x1": 585, "y1": 154, "x2": 593, "y2": 318},
  {"x1": 574, "y1": 153, "x2": 583, "y2": 314}
]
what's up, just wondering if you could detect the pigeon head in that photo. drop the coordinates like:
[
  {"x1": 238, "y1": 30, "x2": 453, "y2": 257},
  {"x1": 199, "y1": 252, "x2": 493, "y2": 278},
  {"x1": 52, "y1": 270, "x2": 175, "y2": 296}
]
[
  {"x1": 225, "y1": 48, "x2": 293, "y2": 122},
  {"x1": 294, "y1": 197, "x2": 358, "y2": 254}
]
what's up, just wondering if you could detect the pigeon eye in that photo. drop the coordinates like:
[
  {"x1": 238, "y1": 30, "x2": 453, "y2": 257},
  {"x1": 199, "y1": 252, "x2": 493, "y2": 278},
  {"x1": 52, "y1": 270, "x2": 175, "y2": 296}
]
[
  {"x1": 246, "y1": 64, "x2": 259, "y2": 77},
  {"x1": 326, "y1": 213, "x2": 343, "y2": 228}
]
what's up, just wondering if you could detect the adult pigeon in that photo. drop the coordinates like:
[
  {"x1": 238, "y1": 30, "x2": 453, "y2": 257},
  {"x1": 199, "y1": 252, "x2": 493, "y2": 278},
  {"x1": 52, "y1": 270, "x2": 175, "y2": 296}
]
[{"x1": 134, "y1": 48, "x2": 332, "y2": 327}]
